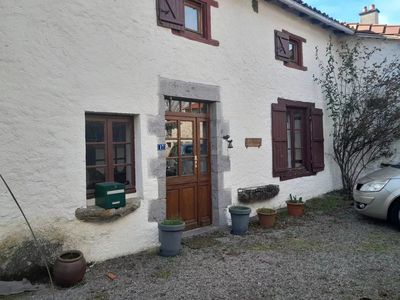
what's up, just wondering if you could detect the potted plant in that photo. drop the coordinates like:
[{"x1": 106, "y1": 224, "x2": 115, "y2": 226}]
[
  {"x1": 256, "y1": 208, "x2": 277, "y2": 228},
  {"x1": 229, "y1": 205, "x2": 251, "y2": 235},
  {"x1": 286, "y1": 194, "x2": 305, "y2": 217},
  {"x1": 53, "y1": 250, "x2": 86, "y2": 287},
  {"x1": 158, "y1": 219, "x2": 185, "y2": 257}
]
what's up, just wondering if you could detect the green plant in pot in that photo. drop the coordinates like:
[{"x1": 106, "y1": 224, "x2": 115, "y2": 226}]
[
  {"x1": 286, "y1": 194, "x2": 305, "y2": 217},
  {"x1": 256, "y1": 208, "x2": 277, "y2": 228},
  {"x1": 229, "y1": 205, "x2": 251, "y2": 235},
  {"x1": 158, "y1": 219, "x2": 185, "y2": 257}
]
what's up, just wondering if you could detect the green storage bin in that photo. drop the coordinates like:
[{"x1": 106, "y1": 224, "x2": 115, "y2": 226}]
[{"x1": 95, "y1": 182, "x2": 126, "y2": 209}]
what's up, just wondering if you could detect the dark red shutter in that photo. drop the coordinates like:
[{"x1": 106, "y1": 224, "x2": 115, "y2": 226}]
[
  {"x1": 272, "y1": 103, "x2": 288, "y2": 177},
  {"x1": 310, "y1": 108, "x2": 325, "y2": 172},
  {"x1": 274, "y1": 30, "x2": 290, "y2": 61},
  {"x1": 157, "y1": 0, "x2": 184, "y2": 30}
]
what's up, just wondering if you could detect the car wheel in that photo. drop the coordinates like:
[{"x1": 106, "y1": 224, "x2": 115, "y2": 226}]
[{"x1": 388, "y1": 201, "x2": 400, "y2": 229}]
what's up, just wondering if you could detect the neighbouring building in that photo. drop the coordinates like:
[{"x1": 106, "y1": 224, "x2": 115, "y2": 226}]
[{"x1": 0, "y1": 0, "x2": 399, "y2": 278}]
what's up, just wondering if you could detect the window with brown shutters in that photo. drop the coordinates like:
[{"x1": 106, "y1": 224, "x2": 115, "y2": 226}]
[
  {"x1": 271, "y1": 98, "x2": 324, "y2": 181},
  {"x1": 156, "y1": 0, "x2": 219, "y2": 46},
  {"x1": 274, "y1": 30, "x2": 307, "y2": 71},
  {"x1": 157, "y1": 0, "x2": 185, "y2": 30}
]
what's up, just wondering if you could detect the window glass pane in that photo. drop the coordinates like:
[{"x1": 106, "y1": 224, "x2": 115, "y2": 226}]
[
  {"x1": 200, "y1": 121, "x2": 208, "y2": 138},
  {"x1": 200, "y1": 157, "x2": 208, "y2": 174},
  {"x1": 113, "y1": 122, "x2": 130, "y2": 142},
  {"x1": 294, "y1": 113, "x2": 302, "y2": 129},
  {"x1": 86, "y1": 145, "x2": 106, "y2": 166},
  {"x1": 86, "y1": 168, "x2": 105, "y2": 189},
  {"x1": 191, "y1": 102, "x2": 201, "y2": 113},
  {"x1": 114, "y1": 144, "x2": 131, "y2": 164},
  {"x1": 182, "y1": 158, "x2": 194, "y2": 176},
  {"x1": 185, "y1": 5, "x2": 200, "y2": 32},
  {"x1": 295, "y1": 131, "x2": 302, "y2": 148},
  {"x1": 114, "y1": 165, "x2": 132, "y2": 185},
  {"x1": 166, "y1": 158, "x2": 179, "y2": 177},
  {"x1": 166, "y1": 140, "x2": 178, "y2": 158},
  {"x1": 287, "y1": 130, "x2": 291, "y2": 149},
  {"x1": 288, "y1": 42, "x2": 297, "y2": 61},
  {"x1": 200, "y1": 103, "x2": 208, "y2": 113},
  {"x1": 86, "y1": 121, "x2": 105, "y2": 142},
  {"x1": 181, "y1": 140, "x2": 193, "y2": 156},
  {"x1": 170, "y1": 100, "x2": 180, "y2": 112},
  {"x1": 200, "y1": 140, "x2": 208, "y2": 155},
  {"x1": 181, "y1": 101, "x2": 191, "y2": 113},
  {"x1": 288, "y1": 150, "x2": 292, "y2": 168},
  {"x1": 180, "y1": 121, "x2": 193, "y2": 138},
  {"x1": 165, "y1": 121, "x2": 178, "y2": 138},
  {"x1": 295, "y1": 149, "x2": 302, "y2": 160},
  {"x1": 165, "y1": 99, "x2": 170, "y2": 112}
]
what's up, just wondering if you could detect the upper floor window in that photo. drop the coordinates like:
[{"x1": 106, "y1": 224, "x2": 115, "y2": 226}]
[
  {"x1": 85, "y1": 114, "x2": 135, "y2": 198},
  {"x1": 275, "y1": 30, "x2": 307, "y2": 71},
  {"x1": 271, "y1": 98, "x2": 324, "y2": 181},
  {"x1": 157, "y1": 0, "x2": 219, "y2": 46}
]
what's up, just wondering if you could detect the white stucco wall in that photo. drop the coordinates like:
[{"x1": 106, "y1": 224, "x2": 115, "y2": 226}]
[{"x1": 0, "y1": 0, "x2": 397, "y2": 263}]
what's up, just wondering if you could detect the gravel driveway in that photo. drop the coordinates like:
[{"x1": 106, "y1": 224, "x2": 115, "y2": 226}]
[{"x1": 19, "y1": 194, "x2": 400, "y2": 300}]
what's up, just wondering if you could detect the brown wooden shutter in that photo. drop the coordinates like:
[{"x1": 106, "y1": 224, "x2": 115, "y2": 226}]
[
  {"x1": 272, "y1": 103, "x2": 288, "y2": 177},
  {"x1": 157, "y1": 0, "x2": 184, "y2": 30},
  {"x1": 310, "y1": 108, "x2": 325, "y2": 173},
  {"x1": 274, "y1": 30, "x2": 290, "y2": 61}
]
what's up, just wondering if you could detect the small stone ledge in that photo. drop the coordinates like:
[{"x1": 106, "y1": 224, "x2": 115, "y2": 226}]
[{"x1": 75, "y1": 198, "x2": 141, "y2": 222}]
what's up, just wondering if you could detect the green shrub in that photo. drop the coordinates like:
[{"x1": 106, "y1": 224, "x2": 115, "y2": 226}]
[{"x1": 287, "y1": 194, "x2": 303, "y2": 204}]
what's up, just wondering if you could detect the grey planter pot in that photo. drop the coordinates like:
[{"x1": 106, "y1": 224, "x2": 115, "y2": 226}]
[
  {"x1": 229, "y1": 206, "x2": 251, "y2": 235},
  {"x1": 158, "y1": 222, "x2": 185, "y2": 257}
]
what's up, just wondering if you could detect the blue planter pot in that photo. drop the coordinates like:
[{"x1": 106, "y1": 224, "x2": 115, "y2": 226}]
[
  {"x1": 158, "y1": 222, "x2": 185, "y2": 257},
  {"x1": 229, "y1": 206, "x2": 251, "y2": 235}
]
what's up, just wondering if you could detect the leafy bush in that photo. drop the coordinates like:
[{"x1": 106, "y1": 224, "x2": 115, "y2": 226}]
[{"x1": 287, "y1": 194, "x2": 303, "y2": 204}]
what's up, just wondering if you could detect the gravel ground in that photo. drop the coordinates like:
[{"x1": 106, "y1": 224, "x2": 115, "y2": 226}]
[{"x1": 14, "y1": 195, "x2": 400, "y2": 300}]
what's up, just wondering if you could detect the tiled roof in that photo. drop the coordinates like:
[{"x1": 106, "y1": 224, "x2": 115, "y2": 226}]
[
  {"x1": 346, "y1": 23, "x2": 400, "y2": 36},
  {"x1": 290, "y1": 0, "x2": 342, "y2": 25}
]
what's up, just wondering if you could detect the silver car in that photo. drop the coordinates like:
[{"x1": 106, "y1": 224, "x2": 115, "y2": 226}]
[{"x1": 353, "y1": 164, "x2": 400, "y2": 228}]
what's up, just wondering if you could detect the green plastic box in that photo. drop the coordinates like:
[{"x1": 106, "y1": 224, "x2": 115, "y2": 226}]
[{"x1": 95, "y1": 182, "x2": 126, "y2": 209}]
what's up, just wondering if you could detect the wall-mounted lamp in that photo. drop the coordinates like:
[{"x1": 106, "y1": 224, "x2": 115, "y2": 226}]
[{"x1": 223, "y1": 135, "x2": 233, "y2": 149}]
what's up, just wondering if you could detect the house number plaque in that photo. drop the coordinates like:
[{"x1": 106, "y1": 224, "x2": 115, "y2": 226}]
[{"x1": 245, "y1": 138, "x2": 262, "y2": 148}]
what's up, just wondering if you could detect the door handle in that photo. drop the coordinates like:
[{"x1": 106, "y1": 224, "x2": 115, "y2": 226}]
[{"x1": 194, "y1": 155, "x2": 198, "y2": 170}]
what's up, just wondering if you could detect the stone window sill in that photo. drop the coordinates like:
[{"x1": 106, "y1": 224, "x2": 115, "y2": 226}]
[{"x1": 75, "y1": 198, "x2": 141, "y2": 222}]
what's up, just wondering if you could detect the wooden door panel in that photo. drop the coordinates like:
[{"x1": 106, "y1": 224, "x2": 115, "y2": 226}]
[
  {"x1": 165, "y1": 109, "x2": 211, "y2": 230},
  {"x1": 166, "y1": 189, "x2": 180, "y2": 219},
  {"x1": 180, "y1": 185, "x2": 198, "y2": 229},
  {"x1": 198, "y1": 183, "x2": 211, "y2": 226}
]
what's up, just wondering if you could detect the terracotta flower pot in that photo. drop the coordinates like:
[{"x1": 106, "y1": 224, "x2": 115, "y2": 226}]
[
  {"x1": 287, "y1": 202, "x2": 305, "y2": 217},
  {"x1": 257, "y1": 208, "x2": 277, "y2": 228},
  {"x1": 53, "y1": 250, "x2": 86, "y2": 287}
]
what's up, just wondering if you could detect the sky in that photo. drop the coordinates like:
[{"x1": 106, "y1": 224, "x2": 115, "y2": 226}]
[{"x1": 303, "y1": 0, "x2": 400, "y2": 24}]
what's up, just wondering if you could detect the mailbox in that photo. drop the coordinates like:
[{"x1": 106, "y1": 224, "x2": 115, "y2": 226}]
[{"x1": 95, "y1": 182, "x2": 126, "y2": 209}]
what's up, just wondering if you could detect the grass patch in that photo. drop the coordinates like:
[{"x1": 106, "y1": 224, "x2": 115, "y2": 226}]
[
  {"x1": 306, "y1": 194, "x2": 351, "y2": 213},
  {"x1": 183, "y1": 236, "x2": 222, "y2": 250}
]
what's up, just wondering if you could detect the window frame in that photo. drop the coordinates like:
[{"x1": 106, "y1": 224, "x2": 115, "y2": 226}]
[
  {"x1": 184, "y1": 0, "x2": 204, "y2": 34},
  {"x1": 172, "y1": 0, "x2": 219, "y2": 46},
  {"x1": 85, "y1": 114, "x2": 136, "y2": 199},
  {"x1": 282, "y1": 30, "x2": 307, "y2": 71},
  {"x1": 272, "y1": 98, "x2": 317, "y2": 181}
]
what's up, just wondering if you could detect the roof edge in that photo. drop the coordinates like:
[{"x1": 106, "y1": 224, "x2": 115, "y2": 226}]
[{"x1": 272, "y1": 0, "x2": 355, "y2": 35}]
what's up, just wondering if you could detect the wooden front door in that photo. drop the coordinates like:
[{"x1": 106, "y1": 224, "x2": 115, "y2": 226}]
[{"x1": 165, "y1": 98, "x2": 211, "y2": 230}]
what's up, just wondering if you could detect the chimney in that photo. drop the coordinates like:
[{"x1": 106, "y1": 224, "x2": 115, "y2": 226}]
[{"x1": 359, "y1": 4, "x2": 380, "y2": 24}]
